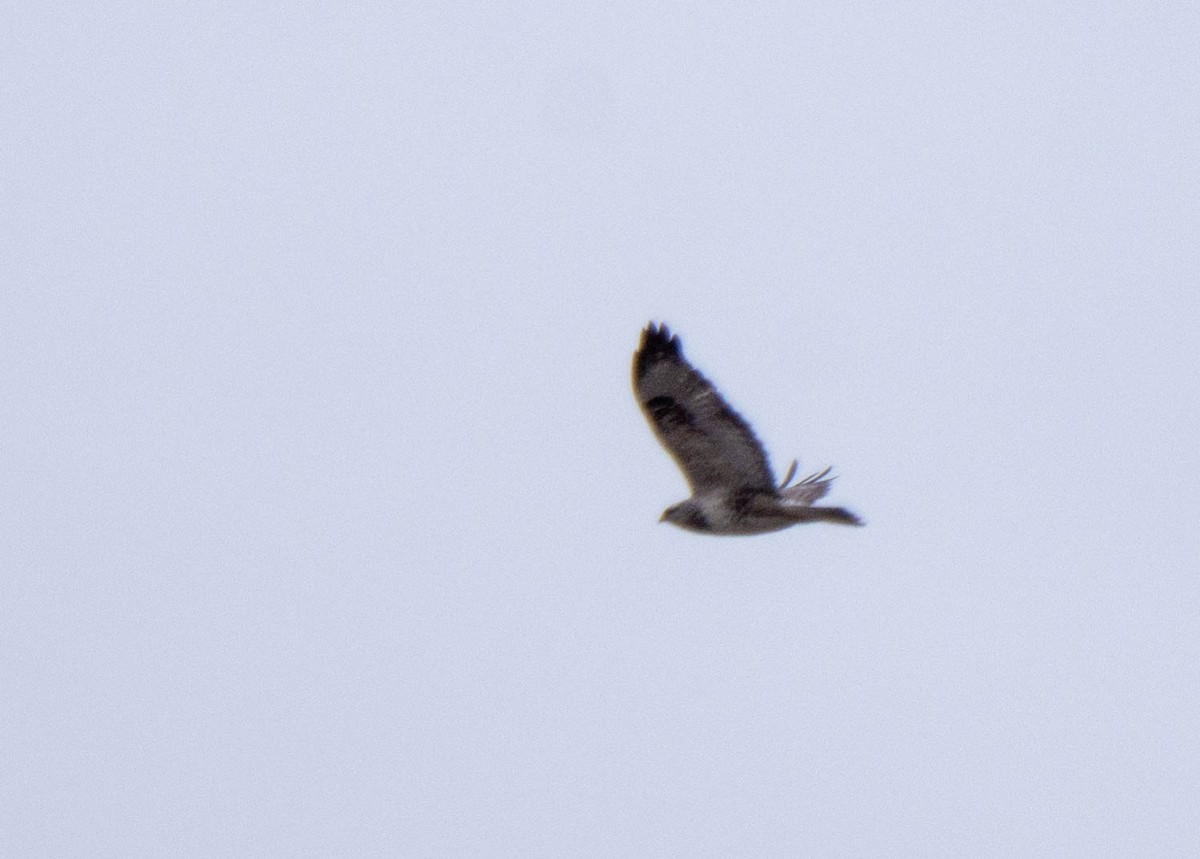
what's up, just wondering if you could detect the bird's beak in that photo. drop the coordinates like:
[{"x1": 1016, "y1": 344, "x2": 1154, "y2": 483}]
[{"x1": 658, "y1": 511, "x2": 667, "y2": 523}]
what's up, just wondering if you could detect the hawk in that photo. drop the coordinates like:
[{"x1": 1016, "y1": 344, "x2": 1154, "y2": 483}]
[{"x1": 633, "y1": 323, "x2": 862, "y2": 534}]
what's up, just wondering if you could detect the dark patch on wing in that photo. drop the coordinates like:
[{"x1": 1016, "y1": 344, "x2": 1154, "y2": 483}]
[
  {"x1": 632, "y1": 322, "x2": 776, "y2": 493},
  {"x1": 644, "y1": 395, "x2": 692, "y2": 430}
]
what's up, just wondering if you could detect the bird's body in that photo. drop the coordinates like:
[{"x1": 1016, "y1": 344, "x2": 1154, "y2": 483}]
[{"x1": 632, "y1": 323, "x2": 862, "y2": 535}]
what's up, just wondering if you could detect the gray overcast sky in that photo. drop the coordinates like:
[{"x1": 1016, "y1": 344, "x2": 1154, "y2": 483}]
[{"x1": 4, "y1": 2, "x2": 1200, "y2": 856}]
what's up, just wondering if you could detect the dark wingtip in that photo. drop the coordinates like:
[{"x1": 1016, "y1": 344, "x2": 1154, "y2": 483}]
[
  {"x1": 634, "y1": 321, "x2": 682, "y2": 380},
  {"x1": 812, "y1": 506, "x2": 865, "y2": 527},
  {"x1": 837, "y1": 509, "x2": 866, "y2": 527}
]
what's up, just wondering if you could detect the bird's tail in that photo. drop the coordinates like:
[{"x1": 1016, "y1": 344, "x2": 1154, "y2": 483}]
[{"x1": 786, "y1": 505, "x2": 864, "y2": 527}]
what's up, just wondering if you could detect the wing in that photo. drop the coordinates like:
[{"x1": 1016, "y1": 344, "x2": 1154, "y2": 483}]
[
  {"x1": 632, "y1": 323, "x2": 776, "y2": 493},
  {"x1": 747, "y1": 492, "x2": 864, "y2": 526},
  {"x1": 779, "y1": 465, "x2": 835, "y2": 505}
]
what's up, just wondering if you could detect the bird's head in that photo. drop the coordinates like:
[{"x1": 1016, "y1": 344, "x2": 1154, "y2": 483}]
[{"x1": 659, "y1": 500, "x2": 711, "y2": 532}]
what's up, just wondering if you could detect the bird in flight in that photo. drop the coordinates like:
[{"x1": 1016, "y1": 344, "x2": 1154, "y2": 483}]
[{"x1": 632, "y1": 323, "x2": 862, "y2": 535}]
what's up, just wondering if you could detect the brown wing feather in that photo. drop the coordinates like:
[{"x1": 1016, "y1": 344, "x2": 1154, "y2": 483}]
[{"x1": 632, "y1": 323, "x2": 776, "y2": 493}]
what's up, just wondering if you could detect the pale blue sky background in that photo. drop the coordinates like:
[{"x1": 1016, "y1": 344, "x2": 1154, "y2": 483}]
[{"x1": 4, "y1": 2, "x2": 1200, "y2": 856}]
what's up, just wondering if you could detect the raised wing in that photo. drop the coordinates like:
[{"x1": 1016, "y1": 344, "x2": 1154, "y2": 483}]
[
  {"x1": 632, "y1": 323, "x2": 776, "y2": 493},
  {"x1": 779, "y1": 465, "x2": 835, "y2": 505}
]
